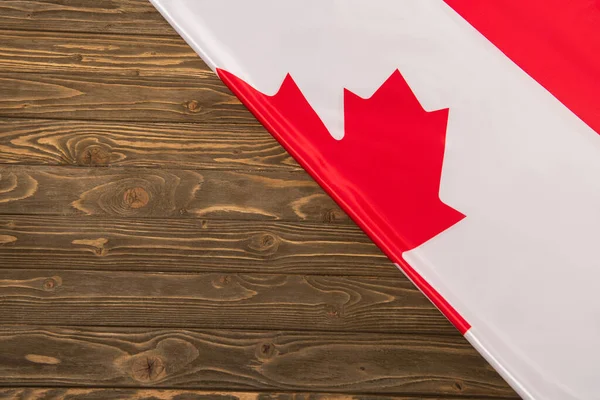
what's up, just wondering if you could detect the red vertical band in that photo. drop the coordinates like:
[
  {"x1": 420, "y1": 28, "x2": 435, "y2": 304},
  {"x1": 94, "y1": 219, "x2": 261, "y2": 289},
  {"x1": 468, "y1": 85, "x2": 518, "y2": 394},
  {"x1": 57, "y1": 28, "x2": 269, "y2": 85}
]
[{"x1": 445, "y1": 0, "x2": 600, "y2": 136}]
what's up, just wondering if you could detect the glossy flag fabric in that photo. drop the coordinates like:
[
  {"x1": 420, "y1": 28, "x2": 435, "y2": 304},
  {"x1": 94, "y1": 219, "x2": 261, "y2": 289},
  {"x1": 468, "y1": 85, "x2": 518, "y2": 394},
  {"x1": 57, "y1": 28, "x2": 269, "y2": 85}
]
[{"x1": 149, "y1": 1, "x2": 600, "y2": 398}]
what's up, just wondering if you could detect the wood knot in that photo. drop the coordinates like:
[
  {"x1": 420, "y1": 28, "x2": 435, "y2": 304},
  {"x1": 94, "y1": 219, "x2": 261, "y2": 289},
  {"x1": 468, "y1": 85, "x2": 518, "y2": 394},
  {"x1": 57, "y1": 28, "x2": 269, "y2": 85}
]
[
  {"x1": 72, "y1": 238, "x2": 108, "y2": 256},
  {"x1": 247, "y1": 233, "x2": 280, "y2": 255},
  {"x1": 260, "y1": 234, "x2": 275, "y2": 248},
  {"x1": 324, "y1": 304, "x2": 343, "y2": 319},
  {"x1": 256, "y1": 342, "x2": 276, "y2": 360},
  {"x1": 123, "y1": 187, "x2": 150, "y2": 209},
  {"x1": 453, "y1": 381, "x2": 464, "y2": 391},
  {"x1": 186, "y1": 100, "x2": 200, "y2": 112},
  {"x1": 43, "y1": 278, "x2": 59, "y2": 291},
  {"x1": 131, "y1": 356, "x2": 165, "y2": 382},
  {"x1": 213, "y1": 275, "x2": 232, "y2": 288},
  {"x1": 78, "y1": 145, "x2": 111, "y2": 166},
  {"x1": 322, "y1": 208, "x2": 343, "y2": 223},
  {"x1": 72, "y1": 53, "x2": 83, "y2": 62}
]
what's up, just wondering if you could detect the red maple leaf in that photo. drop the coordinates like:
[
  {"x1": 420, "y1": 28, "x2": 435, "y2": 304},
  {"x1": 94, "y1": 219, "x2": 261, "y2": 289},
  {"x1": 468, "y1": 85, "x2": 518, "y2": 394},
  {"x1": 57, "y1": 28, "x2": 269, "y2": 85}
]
[
  {"x1": 218, "y1": 68, "x2": 469, "y2": 333},
  {"x1": 219, "y1": 69, "x2": 465, "y2": 252}
]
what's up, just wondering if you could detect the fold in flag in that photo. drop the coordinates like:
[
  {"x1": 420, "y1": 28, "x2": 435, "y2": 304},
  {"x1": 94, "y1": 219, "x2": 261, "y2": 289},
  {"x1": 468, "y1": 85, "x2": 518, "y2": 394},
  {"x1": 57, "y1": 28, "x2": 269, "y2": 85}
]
[{"x1": 150, "y1": 1, "x2": 600, "y2": 398}]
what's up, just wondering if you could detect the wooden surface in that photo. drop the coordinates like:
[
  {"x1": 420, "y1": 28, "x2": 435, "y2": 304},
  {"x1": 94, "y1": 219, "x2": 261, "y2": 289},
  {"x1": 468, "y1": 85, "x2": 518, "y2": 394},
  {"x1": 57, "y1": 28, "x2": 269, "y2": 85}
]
[{"x1": 0, "y1": 1, "x2": 518, "y2": 399}]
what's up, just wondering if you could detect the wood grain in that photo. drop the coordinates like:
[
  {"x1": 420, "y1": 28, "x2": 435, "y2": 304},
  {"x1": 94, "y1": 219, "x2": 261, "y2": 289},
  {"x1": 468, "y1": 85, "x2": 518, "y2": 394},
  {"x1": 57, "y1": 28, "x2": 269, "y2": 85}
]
[
  {"x1": 0, "y1": 166, "x2": 347, "y2": 222},
  {"x1": 0, "y1": 0, "x2": 175, "y2": 36},
  {"x1": 0, "y1": 29, "x2": 207, "y2": 77},
  {"x1": 0, "y1": 269, "x2": 453, "y2": 334},
  {"x1": 0, "y1": 326, "x2": 516, "y2": 397},
  {"x1": 0, "y1": 216, "x2": 395, "y2": 276},
  {"x1": 0, "y1": 118, "x2": 299, "y2": 170},
  {"x1": 0, "y1": 2, "x2": 515, "y2": 396},
  {"x1": 0, "y1": 72, "x2": 255, "y2": 123},
  {"x1": 0, "y1": 388, "x2": 515, "y2": 400}
]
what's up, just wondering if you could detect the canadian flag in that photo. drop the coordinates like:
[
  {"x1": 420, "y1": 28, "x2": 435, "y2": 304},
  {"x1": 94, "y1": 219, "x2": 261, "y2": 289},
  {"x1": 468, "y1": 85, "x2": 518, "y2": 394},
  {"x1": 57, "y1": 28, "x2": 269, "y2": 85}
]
[{"x1": 150, "y1": 1, "x2": 600, "y2": 399}]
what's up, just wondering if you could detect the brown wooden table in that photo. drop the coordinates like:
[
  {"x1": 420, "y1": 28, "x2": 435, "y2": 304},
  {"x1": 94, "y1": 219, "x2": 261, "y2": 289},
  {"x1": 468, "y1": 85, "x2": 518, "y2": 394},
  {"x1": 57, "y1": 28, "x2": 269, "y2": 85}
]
[{"x1": 0, "y1": 1, "x2": 518, "y2": 399}]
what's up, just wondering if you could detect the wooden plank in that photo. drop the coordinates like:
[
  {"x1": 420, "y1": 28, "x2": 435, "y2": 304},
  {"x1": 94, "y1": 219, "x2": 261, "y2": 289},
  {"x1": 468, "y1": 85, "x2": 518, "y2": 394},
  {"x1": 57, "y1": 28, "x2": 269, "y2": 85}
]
[
  {"x1": 0, "y1": 166, "x2": 347, "y2": 222},
  {"x1": 0, "y1": 29, "x2": 207, "y2": 78},
  {"x1": 0, "y1": 0, "x2": 175, "y2": 36},
  {"x1": 0, "y1": 215, "x2": 394, "y2": 277},
  {"x1": 0, "y1": 326, "x2": 516, "y2": 397},
  {"x1": 0, "y1": 72, "x2": 255, "y2": 123},
  {"x1": 0, "y1": 118, "x2": 300, "y2": 171},
  {"x1": 0, "y1": 269, "x2": 452, "y2": 334},
  {"x1": 0, "y1": 388, "x2": 514, "y2": 400}
]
